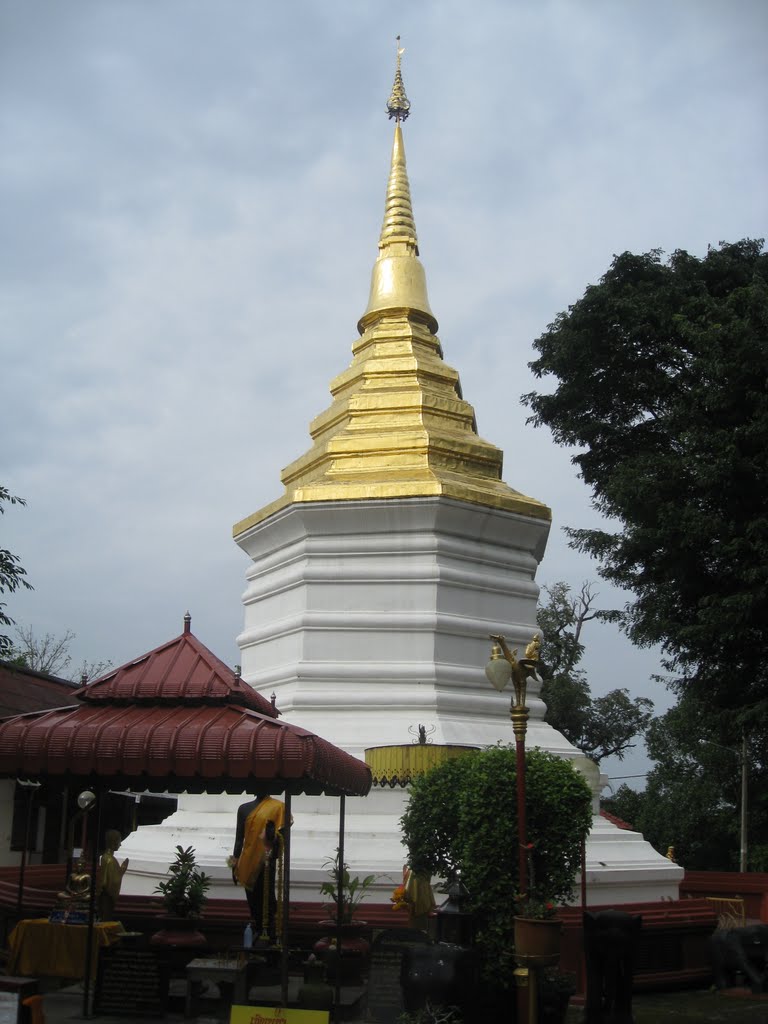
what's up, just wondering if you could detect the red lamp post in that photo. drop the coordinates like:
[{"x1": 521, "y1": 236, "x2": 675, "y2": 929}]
[
  {"x1": 485, "y1": 633, "x2": 540, "y2": 896},
  {"x1": 485, "y1": 633, "x2": 543, "y2": 1024}
]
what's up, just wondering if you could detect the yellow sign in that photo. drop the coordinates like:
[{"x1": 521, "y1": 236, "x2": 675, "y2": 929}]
[{"x1": 230, "y1": 1007, "x2": 329, "y2": 1024}]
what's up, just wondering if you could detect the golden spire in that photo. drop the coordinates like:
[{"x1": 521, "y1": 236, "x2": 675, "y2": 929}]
[
  {"x1": 359, "y1": 39, "x2": 435, "y2": 334},
  {"x1": 233, "y1": 44, "x2": 551, "y2": 538}
]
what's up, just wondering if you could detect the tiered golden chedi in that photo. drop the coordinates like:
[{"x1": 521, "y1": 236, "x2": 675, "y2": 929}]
[{"x1": 234, "y1": 86, "x2": 549, "y2": 537}]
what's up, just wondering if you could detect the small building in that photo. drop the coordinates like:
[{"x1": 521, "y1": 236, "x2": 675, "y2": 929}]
[{"x1": 0, "y1": 661, "x2": 78, "y2": 866}]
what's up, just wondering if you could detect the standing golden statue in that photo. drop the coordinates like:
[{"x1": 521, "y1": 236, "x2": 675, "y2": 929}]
[{"x1": 97, "y1": 829, "x2": 129, "y2": 922}]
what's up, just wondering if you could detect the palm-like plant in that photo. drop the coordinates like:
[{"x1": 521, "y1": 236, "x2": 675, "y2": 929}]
[
  {"x1": 154, "y1": 845, "x2": 212, "y2": 919},
  {"x1": 319, "y1": 849, "x2": 377, "y2": 923}
]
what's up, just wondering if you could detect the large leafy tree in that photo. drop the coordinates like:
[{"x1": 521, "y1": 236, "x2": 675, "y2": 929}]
[
  {"x1": 537, "y1": 581, "x2": 653, "y2": 761},
  {"x1": 604, "y1": 694, "x2": 767, "y2": 871},
  {"x1": 523, "y1": 239, "x2": 768, "y2": 719},
  {"x1": 0, "y1": 486, "x2": 33, "y2": 658}
]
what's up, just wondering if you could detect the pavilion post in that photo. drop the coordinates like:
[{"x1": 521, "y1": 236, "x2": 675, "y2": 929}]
[
  {"x1": 16, "y1": 782, "x2": 39, "y2": 919},
  {"x1": 334, "y1": 793, "x2": 346, "y2": 1020},
  {"x1": 82, "y1": 786, "x2": 102, "y2": 1019},
  {"x1": 280, "y1": 791, "x2": 292, "y2": 1006}
]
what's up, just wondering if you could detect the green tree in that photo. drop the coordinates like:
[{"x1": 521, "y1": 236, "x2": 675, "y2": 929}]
[
  {"x1": 604, "y1": 695, "x2": 768, "y2": 871},
  {"x1": 537, "y1": 581, "x2": 653, "y2": 761},
  {"x1": 523, "y1": 239, "x2": 768, "y2": 718},
  {"x1": 400, "y1": 746, "x2": 592, "y2": 988},
  {"x1": 0, "y1": 486, "x2": 33, "y2": 658}
]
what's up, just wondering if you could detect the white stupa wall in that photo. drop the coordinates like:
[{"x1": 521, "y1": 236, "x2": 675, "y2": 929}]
[
  {"x1": 236, "y1": 498, "x2": 554, "y2": 754},
  {"x1": 233, "y1": 495, "x2": 682, "y2": 904},
  {"x1": 119, "y1": 494, "x2": 682, "y2": 906}
]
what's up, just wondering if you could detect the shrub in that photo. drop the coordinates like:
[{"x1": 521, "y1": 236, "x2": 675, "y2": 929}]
[{"x1": 400, "y1": 745, "x2": 592, "y2": 988}]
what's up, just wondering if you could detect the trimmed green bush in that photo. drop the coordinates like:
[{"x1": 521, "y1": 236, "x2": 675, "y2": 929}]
[{"x1": 400, "y1": 745, "x2": 592, "y2": 988}]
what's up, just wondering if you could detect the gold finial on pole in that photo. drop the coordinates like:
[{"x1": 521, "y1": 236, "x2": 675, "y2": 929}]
[{"x1": 387, "y1": 35, "x2": 411, "y2": 122}]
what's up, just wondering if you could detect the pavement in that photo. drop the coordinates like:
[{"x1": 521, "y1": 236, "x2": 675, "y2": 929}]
[
  {"x1": 28, "y1": 982, "x2": 768, "y2": 1024},
  {"x1": 30, "y1": 977, "x2": 367, "y2": 1024}
]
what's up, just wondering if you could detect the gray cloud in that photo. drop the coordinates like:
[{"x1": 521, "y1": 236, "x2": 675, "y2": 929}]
[{"x1": 2, "y1": 1, "x2": 765, "y2": 786}]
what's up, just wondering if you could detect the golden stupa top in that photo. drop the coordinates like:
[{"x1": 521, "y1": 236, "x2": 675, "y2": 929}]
[{"x1": 234, "y1": 44, "x2": 550, "y2": 538}]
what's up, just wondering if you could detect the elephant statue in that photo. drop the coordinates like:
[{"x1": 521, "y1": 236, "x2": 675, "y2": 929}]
[{"x1": 710, "y1": 924, "x2": 768, "y2": 993}]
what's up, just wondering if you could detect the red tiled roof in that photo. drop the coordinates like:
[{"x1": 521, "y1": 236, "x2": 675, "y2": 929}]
[
  {"x1": 0, "y1": 662, "x2": 79, "y2": 719},
  {"x1": 600, "y1": 808, "x2": 635, "y2": 831},
  {"x1": 0, "y1": 618, "x2": 371, "y2": 798},
  {"x1": 79, "y1": 619, "x2": 277, "y2": 717},
  {"x1": 0, "y1": 702, "x2": 372, "y2": 796}
]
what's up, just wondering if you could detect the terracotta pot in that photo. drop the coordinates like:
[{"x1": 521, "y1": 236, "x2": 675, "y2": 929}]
[
  {"x1": 313, "y1": 921, "x2": 370, "y2": 983},
  {"x1": 150, "y1": 915, "x2": 207, "y2": 947},
  {"x1": 513, "y1": 917, "x2": 562, "y2": 963}
]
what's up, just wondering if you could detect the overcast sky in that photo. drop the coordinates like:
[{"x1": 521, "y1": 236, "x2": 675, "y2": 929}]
[{"x1": 2, "y1": 1, "x2": 765, "y2": 787}]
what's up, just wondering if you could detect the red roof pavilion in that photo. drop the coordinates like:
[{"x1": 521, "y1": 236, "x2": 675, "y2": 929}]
[{"x1": 0, "y1": 615, "x2": 371, "y2": 798}]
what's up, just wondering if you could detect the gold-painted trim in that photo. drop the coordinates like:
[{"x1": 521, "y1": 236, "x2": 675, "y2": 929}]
[{"x1": 364, "y1": 744, "x2": 477, "y2": 788}]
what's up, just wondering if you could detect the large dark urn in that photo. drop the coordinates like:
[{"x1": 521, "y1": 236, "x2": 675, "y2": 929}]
[
  {"x1": 583, "y1": 910, "x2": 641, "y2": 1024},
  {"x1": 403, "y1": 874, "x2": 478, "y2": 1017},
  {"x1": 401, "y1": 942, "x2": 478, "y2": 1018},
  {"x1": 313, "y1": 921, "x2": 370, "y2": 984}
]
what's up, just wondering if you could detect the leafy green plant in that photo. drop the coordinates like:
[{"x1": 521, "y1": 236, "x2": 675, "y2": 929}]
[
  {"x1": 523, "y1": 239, "x2": 768, "y2": 718},
  {"x1": 514, "y1": 890, "x2": 557, "y2": 920},
  {"x1": 400, "y1": 745, "x2": 592, "y2": 990},
  {"x1": 154, "y1": 845, "x2": 212, "y2": 918},
  {"x1": 319, "y1": 848, "x2": 377, "y2": 923}
]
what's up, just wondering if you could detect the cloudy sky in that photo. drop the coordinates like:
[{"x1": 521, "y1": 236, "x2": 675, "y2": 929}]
[{"x1": 2, "y1": 1, "x2": 765, "y2": 787}]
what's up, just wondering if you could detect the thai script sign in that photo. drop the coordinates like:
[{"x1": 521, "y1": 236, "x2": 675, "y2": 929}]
[{"x1": 230, "y1": 1007, "x2": 329, "y2": 1024}]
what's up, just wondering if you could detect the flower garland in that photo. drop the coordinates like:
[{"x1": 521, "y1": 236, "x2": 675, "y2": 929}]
[{"x1": 390, "y1": 882, "x2": 410, "y2": 911}]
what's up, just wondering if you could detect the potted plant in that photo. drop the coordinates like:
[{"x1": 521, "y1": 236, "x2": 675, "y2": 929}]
[
  {"x1": 150, "y1": 845, "x2": 212, "y2": 946},
  {"x1": 513, "y1": 888, "x2": 562, "y2": 961},
  {"x1": 513, "y1": 890, "x2": 558, "y2": 920},
  {"x1": 314, "y1": 848, "x2": 377, "y2": 981},
  {"x1": 318, "y1": 848, "x2": 377, "y2": 924},
  {"x1": 400, "y1": 745, "x2": 592, "y2": 1000}
]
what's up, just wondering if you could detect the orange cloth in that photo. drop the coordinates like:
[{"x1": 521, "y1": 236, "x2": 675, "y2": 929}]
[
  {"x1": 7, "y1": 919, "x2": 122, "y2": 979},
  {"x1": 235, "y1": 797, "x2": 286, "y2": 891},
  {"x1": 405, "y1": 867, "x2": 436, "y2": 918}
]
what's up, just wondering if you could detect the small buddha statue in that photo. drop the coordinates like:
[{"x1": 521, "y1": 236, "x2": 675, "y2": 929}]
[
  {"x1": 56, "y1": 857, "x2": 92, "y2": 909},
  {"x1": 524, "y1": 633, "x2": 541, "y2": 662}
]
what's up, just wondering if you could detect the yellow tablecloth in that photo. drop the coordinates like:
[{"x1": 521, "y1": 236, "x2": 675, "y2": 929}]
[{"x1": 7, "y1": 918, "x2": 123, "y2": 979}]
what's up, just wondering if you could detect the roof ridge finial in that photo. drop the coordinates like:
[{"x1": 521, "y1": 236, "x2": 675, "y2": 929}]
[{"x1": 387, "y1": 35, "x2": 410, "y2": 122}]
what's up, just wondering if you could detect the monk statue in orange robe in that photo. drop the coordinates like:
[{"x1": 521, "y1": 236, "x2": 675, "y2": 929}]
[{"x1": 230, "y1": 797, "x2": 287, "y2": 941}]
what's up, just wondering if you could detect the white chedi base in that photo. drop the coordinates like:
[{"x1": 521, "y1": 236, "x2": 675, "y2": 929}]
[
  {"x1": 118, "y1": 781, "x2": 681, "y2": 909},
  {"x1": 120, "y1": 496, "x2": 682, "y2": 905},
  {"x1": 119, "y1": 743, "x2": 681, "y2": 909}
]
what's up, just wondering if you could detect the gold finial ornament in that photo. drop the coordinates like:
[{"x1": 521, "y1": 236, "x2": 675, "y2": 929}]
[
  {"x1": 525, "y1": 633, "x2": 541, "y2": 661},
  {"x1": 387, "y1": 36, "x2": 410, "y2": 122}
]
